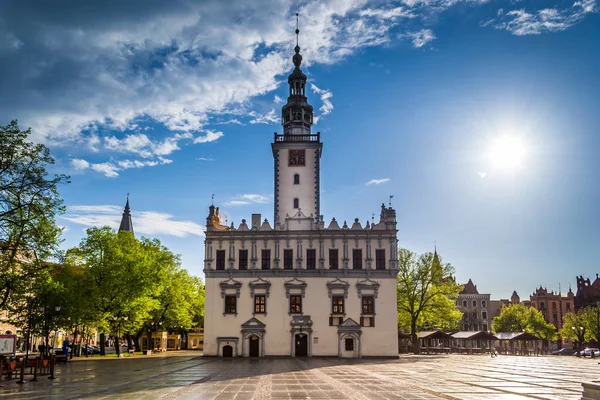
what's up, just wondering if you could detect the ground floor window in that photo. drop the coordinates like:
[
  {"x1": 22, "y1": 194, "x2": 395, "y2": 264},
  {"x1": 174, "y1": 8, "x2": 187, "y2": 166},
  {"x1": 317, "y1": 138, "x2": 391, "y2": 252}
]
[
  {"x1": 344, "y1": 338, "x2": 354, "y2": 351},
  {"x1": 254, "y1": 295, "x2": 266, "y2": 314}
]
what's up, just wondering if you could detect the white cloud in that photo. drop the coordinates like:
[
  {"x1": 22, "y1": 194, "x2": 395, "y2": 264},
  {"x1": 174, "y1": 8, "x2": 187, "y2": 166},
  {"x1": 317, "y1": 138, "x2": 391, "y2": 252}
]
[
  {"x1": 310, "y1": 84, "x2": 334, "y2": 119},
  {"x1": 367, "y1": 178, "x2": 391, "y2": 185},
  {"x1": 492, "y1": 0, "x2": 596, "y2": 35},
  {"x1": 0, "y1": 0, "x2": 594, "y2": 147},
  {"x1": 401, "y1": 29, "x2": 437, "y2": 48},
  {"x1": 196, "y1": 157, "x2": 215, "y2": 161},
  {"x1": 274, "y1": 95, "x2": 284, "y2": 104},
  {"x1": 224, "y1": 194, "x2": 272, "y2": 206},
  {"x1": 249, "y1": 109, "x2": 279, "y2": 125},
  {"x1": 71, "y1": 157, "x2": 172, "y2": 177},
  {"x1": 63, "y1": 205, "x2": 204, "y2": 237},
  {"x1": 71, "y1": 158, "x2": 90, "y2": 170},
  {"x1": 478, "y1": 172, "x2": 488, "y2": 179},
  {"x1": 193, "y1": 130, "x2": 224, "y2": 143}
]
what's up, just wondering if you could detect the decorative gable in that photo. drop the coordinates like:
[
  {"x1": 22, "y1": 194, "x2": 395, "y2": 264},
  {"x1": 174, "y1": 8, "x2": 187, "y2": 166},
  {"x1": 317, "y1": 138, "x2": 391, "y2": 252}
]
[
  {"x1": 327, "y1": 277, "x2": 350, "y2": 298},
  {"x1": 220, "y1": 277, "x2": 242, "y2": 298}
]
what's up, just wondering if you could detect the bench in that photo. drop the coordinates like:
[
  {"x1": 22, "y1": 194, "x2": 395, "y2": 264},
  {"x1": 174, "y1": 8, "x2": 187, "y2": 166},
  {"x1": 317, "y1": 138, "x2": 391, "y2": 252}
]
[{"x1": 127, "y1": 349, "x2": 135, "y2": 355}]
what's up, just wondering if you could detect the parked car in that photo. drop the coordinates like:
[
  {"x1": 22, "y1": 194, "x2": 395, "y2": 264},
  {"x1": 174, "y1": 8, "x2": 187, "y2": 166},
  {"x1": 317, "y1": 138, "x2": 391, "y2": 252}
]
[
  {"x1": 82, "y1": 344, "x2": 100, "y2": 354},
  {"x1": 581, "y1": 348, "x2": 600, "y2": 357},
  {"x1": 552, "y1": 348, "x2": 576, "y2": 356}
]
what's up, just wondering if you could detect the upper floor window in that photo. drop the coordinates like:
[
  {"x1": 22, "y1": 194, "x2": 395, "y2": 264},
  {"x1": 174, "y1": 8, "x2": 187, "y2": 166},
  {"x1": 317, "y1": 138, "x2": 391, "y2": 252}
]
[
  {"x1": 239, "y1": 249, "x2": 248, "y2": 270},
  {"x1": 472, "y1": 300, "x2": 477, "y2": 308},
  {"x1": 254, "y1": 295, "x2": 266, "y2": 314},
  {"x1": 329, "y1": 249, "x2": 339, "y2": 269},
  {"x1": 352, "y1": 249, "x2": 362, "y2": 270},
  {"x1": 284, "y1": 249, "x2": 293, "y2": 269},
  {"x1": 552, "y1": 302, "x2": 557, "y2": 310},
  {"x1": 216, "y1": 250, "x2": 226, "y2": 270},
  {"x1": 362, "y1": 296, "x2": 374, "y2": 314},
  {"x1": 290, "y1": 295, "x2": 302, "y2": 314},
  {"x1": 293, "y1": 198, "x2": 299, "y2": 209},
  {"x1": 332, "y1": 296, "x2": 345, "y2": 314},
  {"x1": 375, "y1": 249, "x2": 386, "y2": 270},
  {"x1": 261, "y1": 249, "x2": 271, "y2": 270},
  {"x1": 482, "y1": 300, "x2": 487, "y2": 308},
  {"x1": 462, "y1": 300, "x2": 468, "y2": 308},
  {"x1": 540, "y1": 302, "x2": 545, "y2": 310},
  {"x1": 482, "y1": 311, "x2": 487, "y2": 320},
  {"x1": 306, "y1": 249, "x2": 316, "y2": 270},
  {"x1": 566, "y1": 303, "x2": 571, "y2": 312},
  {"x1": 224, "y1": 296, "x2": 237, "y2": 314},
  {"x1": 294, "y1": 174, "x2": 300, "y2": 185}
]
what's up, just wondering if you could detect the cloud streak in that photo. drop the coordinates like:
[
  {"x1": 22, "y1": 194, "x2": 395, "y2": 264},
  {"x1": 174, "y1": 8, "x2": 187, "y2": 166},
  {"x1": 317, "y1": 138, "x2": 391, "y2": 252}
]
[
  {"x1": 224, "y1": 194, "x2": 272, "y2": 206},
  {"x1": 64, "y1": 204, "x2": 204, "y2": 237},
  {"x1": 367, "y1": 178, "x2": 391, "y2": 185}
]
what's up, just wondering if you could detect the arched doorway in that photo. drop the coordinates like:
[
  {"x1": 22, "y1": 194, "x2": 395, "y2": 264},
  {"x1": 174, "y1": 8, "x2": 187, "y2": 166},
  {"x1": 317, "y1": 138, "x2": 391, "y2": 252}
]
[
  {"x1": 295, "y1": 333, "x2": 308, "y2": 357},
  {"x1": 249, "y1": 336, "x2": 260, "y2": 357},
  {"x1": 222, "y1": 345, "x2": 233, "y2": 357}
]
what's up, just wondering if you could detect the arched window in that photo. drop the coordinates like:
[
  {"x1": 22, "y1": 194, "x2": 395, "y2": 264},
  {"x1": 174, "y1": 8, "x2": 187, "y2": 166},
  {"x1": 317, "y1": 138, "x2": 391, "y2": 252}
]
[
  {"x1": 294, "y1": 174, "x2": 300, "y2": 185},
  {"x1": 472, "y1": 300, "x2": 477, "y2": 308},
  {"x1": 482, "y1": 300, "x2": 486, "y2": 308},
  {"x1": 462, "y1": 300, "x2": 467, "y2": 308},
  {"x1": 540, "y1": 302, "x2": 545, "y2": 310},
  {"x1": 5, "y1": 330, "x2": 12, "y2": 335},
  {"x1": 293, "y1": 198, "x2": 299, "y2": 209}
]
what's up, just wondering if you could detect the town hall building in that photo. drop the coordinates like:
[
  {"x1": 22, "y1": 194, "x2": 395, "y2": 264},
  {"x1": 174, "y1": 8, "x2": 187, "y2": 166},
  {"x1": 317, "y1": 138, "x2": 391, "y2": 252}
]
[{"x1": 203, "y1": 26, "x2": 399, "y2": 358}]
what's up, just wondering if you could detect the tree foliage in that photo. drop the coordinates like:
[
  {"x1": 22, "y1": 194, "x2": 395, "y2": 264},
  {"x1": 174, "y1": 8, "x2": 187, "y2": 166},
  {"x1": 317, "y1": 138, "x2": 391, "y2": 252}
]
[
  {"x1": 559, "y1": 309, "x2": 591, "y2": 345},
  {"x1": 0, "y1": 120, "x2": 69, "y2": 309},
  {"x1": 397, "y1": 249, "x2": 463, "y2": 353},
  {"x1": 492, "y1": 303, "x2": 557, "y2": 343}
]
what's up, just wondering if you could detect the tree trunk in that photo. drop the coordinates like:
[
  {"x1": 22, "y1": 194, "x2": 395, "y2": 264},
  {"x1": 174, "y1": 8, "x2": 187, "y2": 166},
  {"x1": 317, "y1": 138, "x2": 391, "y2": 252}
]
[
  {"x1": 133, "y1": 333, "x2": 141, "y2": 352},
  {"x1": 411, "y1": 319, "x2": 420, "y2": 354},
  {"x1": 100, "y1": 333, "x2": 106, "y2": 355},
  {"x1": 115, "y1": 334, "x2": 120, "y2": 357},
  {"x1": 126, "y1": 334, "x2": 133, "y2": 351}
]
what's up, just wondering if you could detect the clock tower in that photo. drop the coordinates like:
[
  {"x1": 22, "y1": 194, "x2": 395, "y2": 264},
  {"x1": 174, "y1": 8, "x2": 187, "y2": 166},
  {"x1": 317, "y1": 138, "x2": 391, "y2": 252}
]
[{"x1": 272, "y1": 18, "x2": 322, "y2": 226}]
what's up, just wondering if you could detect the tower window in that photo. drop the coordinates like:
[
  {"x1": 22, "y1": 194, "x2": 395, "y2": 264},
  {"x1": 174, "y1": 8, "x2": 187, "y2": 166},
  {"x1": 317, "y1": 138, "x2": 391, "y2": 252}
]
[
  {"x1": 293, "y1": 198, "x2": 299, "y2": 209},
  {"x1": 294, "y1": 174, "x2": 300, "y2": 185}
]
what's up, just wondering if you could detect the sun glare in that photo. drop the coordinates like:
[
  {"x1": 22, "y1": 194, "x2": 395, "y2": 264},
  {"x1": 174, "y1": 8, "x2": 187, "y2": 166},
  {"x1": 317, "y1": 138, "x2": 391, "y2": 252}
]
[{"x1": 488, "y1": 136, "x2": 526, "y2": 170}]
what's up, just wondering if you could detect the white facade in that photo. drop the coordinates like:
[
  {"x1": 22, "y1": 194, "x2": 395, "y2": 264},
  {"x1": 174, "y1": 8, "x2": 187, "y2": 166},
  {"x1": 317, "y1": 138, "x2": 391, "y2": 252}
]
[{"x1": 203, "y1": 35, "x2": 399, "y2": 358}]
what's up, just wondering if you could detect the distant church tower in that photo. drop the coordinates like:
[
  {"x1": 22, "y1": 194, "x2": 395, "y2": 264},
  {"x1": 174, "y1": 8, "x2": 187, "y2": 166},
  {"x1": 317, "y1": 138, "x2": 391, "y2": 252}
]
[
  {"x1": 272, "y1": 18, "x2": 322, "y2": 224},
  {"x1": 119, "y1": 195, "x2": 134, "y2": 233}
]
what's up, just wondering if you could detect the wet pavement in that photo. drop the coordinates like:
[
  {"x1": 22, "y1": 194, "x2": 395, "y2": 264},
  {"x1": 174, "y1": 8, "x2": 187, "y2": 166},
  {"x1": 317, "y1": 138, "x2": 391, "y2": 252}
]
[{"x1": 0, "y1": 352, "x2": 595, "y2": 399}]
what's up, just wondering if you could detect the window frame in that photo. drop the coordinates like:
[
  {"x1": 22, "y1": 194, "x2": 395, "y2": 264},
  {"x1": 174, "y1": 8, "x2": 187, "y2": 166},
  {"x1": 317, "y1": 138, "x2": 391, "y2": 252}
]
[
  {"x1": 329, "y1": 249, "x2": 338, "y2": 269},
  {"x1": 352, "y1": 249, "x2": 362, "y2": 270},
  {"x1": 332, "y1": 296, "x2": 345, "y2": 315},
  {"x1": 361, "y1": 295, "x2": 375, "y2": 315},
  {"x1": 375, "y1": 249, "x2": 386, "y2": 270},
  {"x1": 224, "y1": 295, "x2": 237, "y2": 314},
  {"x1": 254, "y1": 295, "x2": 266, "y2": 314},
  {"x1": 293, "y1": 198, "x2": 299, "y2": 209},
  {"x1": 306, "y1": 249, "x2": 316, "y2": 270},
  {"x1": 283, "y1": 249, "x2": 294, "y2": 269},
  {"x1": 261, "y1": 249, "x2": 271, "y2": 270},
  {"x1": 239, "y1": 249, "x2": 248, "y2": 270},
  {"x1": 293, "y1": 173, "x2": 300, "y2": 185},
  {"x1": 289, "y1": 295, "x2": 302, "y2": 314},
  {"x1": 216, "y1": 250, "x2": 226, "y2": 270}
]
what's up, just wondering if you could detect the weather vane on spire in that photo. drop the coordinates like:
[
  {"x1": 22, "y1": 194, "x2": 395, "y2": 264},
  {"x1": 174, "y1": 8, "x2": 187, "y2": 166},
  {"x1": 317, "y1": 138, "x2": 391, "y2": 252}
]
[{"x1": 296, "y1": 13, "x2": 300, "y2": 46}]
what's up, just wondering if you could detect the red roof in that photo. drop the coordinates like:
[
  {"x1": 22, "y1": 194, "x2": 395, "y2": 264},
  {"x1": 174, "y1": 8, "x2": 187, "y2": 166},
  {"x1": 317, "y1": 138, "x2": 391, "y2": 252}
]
[{"x1": 460, "y1": 279, "x2": 479, "y2": 294}]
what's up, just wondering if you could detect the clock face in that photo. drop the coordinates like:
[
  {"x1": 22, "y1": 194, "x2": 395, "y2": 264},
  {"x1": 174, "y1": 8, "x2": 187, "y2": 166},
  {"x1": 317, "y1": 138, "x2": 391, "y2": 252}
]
[{"x1": 288, "y1": 149, "x2": 306, "y2": 166}]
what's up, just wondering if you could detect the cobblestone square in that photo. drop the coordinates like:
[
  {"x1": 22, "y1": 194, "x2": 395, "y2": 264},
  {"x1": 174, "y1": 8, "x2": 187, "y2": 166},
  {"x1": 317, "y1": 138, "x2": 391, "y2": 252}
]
[{"x1": 0, "y1": 353, "x2": 595, "y2": 399}]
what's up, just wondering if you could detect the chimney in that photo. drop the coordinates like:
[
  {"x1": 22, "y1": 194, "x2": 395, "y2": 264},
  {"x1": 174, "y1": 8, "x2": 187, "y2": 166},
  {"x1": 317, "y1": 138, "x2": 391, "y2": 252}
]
[{"x1": 252, "y1": 214, "x2": 261, "y2": 230}]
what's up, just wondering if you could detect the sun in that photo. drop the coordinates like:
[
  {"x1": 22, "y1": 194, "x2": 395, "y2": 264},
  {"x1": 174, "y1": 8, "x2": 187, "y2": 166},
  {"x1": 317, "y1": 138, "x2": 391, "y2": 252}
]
[{"x1": 488, "y1": 136, "x2": 527, "y2": 170}]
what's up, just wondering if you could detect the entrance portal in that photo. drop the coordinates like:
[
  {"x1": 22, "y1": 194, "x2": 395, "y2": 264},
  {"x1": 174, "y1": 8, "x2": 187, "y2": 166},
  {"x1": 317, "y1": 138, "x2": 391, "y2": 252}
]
[
  {"x1": 249, "y1": 336, "x2": 259, "y2": 357},
  {"x1": 222, "y1": 345, "x2": 233, "y2": 357},
  {"x1": 295, "y1": 333, "x2": 308, "y2": 357}
]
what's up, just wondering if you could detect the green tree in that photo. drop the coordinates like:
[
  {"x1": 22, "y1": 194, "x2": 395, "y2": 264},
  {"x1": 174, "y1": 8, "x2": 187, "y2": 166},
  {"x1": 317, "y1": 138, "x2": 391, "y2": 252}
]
[
  {"x1": 396, "y1": 249, "x2": 463, "y2": 353},
  {"x1": 65, "y1": 227, "x2": 174, "y2": 355},
  {"x1": 560, "y1": 310, "x2": 590, "y2": 354},
  {"x1": 491, "y1": 303, "x2": 530, "y2": 333},
  {"x1": 526, "y1": 307, "x2": 557, "y2": 353},
  {"x1": 0, "y1": 120, "x2": 69, "y2": 310}
]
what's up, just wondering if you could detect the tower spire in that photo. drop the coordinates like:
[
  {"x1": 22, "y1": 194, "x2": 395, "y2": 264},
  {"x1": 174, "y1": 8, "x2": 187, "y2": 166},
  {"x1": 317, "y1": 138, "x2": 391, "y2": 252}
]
[
  {"x1": 281, "y1": 13, "x2": 313, "y2": 135},
  {"x1": 119, "y1": 194, "x2": 134, "y2": 233}
]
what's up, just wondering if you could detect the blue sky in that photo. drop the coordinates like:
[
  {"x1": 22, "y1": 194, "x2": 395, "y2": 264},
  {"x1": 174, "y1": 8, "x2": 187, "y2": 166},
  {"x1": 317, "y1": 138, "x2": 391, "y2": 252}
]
[{"x1": 1, "y1": 0, "x2": 598, "y2": 299}]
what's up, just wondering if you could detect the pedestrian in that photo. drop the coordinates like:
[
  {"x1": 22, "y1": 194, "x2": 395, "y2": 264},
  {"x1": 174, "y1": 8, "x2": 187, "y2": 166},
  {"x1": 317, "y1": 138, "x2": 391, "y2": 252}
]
[
  {"x1": 62, "y1": 338, "x2": 70, "y2": 363},
  {"x1": 39, "y1": 342, "x2": 45, "y2": 355}
]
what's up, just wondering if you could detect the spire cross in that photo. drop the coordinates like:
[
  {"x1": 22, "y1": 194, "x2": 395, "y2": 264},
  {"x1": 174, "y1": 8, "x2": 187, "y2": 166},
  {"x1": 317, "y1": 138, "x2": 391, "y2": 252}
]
[
  {"x1": 212, "y1": 194, "x2": 214, "y2": 206},
  {"x1": 127, "y1": 192, "x2": 130, "y2": 200}
]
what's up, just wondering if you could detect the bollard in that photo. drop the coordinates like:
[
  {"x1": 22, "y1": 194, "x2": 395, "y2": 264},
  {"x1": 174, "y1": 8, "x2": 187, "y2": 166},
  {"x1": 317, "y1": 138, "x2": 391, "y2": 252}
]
[
  {"x1": 48, "y1": 354, "x2": 56, "y2": 380},
  {"x1": 30, "y1": 357, "x2": 38, "y2": 382}
]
